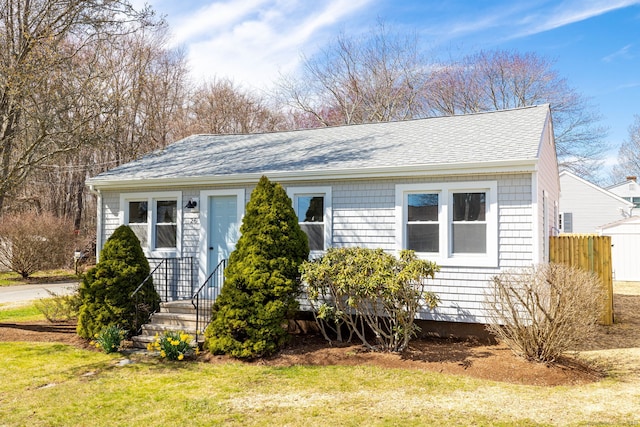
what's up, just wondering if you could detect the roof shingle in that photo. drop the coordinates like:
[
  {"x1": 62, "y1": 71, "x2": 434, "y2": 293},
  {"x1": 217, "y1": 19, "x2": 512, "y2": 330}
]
[{"x1": 89, "y1": 104, "x2": 550, "y2": 184}]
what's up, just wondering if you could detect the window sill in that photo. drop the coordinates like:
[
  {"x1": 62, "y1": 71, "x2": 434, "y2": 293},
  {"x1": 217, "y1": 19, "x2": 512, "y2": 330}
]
[{"x1": 413, "y1": 252, "x2": 498, "y2": 268}]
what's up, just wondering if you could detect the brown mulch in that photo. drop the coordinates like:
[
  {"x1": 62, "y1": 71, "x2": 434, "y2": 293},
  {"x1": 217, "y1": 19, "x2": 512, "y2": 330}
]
[
  {"x1": 10, "y1": 284, "x2": 640, "y2": 387},
  {"x1": 0, "y1": 319, "x2": 602, "y2": 387}
]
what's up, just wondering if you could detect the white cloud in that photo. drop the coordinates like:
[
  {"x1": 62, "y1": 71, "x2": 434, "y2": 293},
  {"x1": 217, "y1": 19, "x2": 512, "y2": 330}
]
[
  {"x1": 151, "y1": 0, "x2": 374, "y2": 89},
  {"x1": 514, "y1": 0, "x2": 640, "y2": 37},
  {"x1": 603, "y1": 44, "x2": 635, "y2": 62},
  {"x1": 427, "y1": 0, "x2": 640, "y2": 42}
]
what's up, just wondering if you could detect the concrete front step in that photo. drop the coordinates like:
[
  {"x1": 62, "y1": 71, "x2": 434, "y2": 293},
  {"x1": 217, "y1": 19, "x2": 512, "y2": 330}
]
[
  {"x1": 132, "y1": 324, "x2": 204, "y2": 348},
  {"x1": 131, "y1": 333, "x2": 201, "y2": 349},
  {"x1": 131, "y1": 299, "x2": 211, "y2": 348},
  {"x1": 149, "y1": 312, "x2": 198, "y2": 328}
]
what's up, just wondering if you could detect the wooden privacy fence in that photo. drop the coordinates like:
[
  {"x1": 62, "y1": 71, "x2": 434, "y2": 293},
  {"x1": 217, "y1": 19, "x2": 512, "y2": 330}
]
[{"x1": 549, "y1": 234, "x2": 613, "y2": 325}]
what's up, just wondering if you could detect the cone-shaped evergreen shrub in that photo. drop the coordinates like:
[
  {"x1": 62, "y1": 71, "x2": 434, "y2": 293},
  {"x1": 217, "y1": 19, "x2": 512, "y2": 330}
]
[
  {"x1": 77, "y1": 225, "x2": 160, "y2": 339},
  {"x1": 205, "y1": 176, "x2": 309, "y2": 358}
]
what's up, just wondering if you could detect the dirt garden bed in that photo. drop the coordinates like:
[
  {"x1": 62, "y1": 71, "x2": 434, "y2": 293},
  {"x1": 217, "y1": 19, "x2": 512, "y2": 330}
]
[{"x1": 1, "y1": 281, "x2": 638, "y2": 387}]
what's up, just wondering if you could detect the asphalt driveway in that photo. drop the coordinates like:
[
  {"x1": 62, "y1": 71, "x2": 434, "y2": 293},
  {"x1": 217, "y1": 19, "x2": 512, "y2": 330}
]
[{"x1": 0, "y1": 282, "x2": 79, "y2": 304}]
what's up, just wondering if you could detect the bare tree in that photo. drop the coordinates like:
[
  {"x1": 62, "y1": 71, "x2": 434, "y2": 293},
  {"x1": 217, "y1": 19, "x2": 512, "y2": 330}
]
[
  {"x1": 613, "y1": 114, "x2": 640, "y2": 180},
  {"x1": 12, "y1": 25, "x2": 190, "y2": 233},
  {"x1": 185, "y1": 78, "x2": 287, "y2": 135},
  {"x1": 276, "y1": 22, "x2": 431, "y2": 127},
  {"x1": 0, "y1": 0, "x2": 155, "y2": 213},
  {"x1": 428, "y1": 50, "x2": 608, "y2": 177}
]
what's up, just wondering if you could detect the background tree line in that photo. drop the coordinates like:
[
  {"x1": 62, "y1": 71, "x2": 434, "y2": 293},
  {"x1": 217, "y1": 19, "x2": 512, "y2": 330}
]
[{"x1": 1, "y1": 2, "x2": 634, "y2": 252}]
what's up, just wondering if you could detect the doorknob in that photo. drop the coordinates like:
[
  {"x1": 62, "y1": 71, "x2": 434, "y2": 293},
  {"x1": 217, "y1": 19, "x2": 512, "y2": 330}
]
[{"x1": 209, "y1": 247, "x2": 214, "y2": 250}]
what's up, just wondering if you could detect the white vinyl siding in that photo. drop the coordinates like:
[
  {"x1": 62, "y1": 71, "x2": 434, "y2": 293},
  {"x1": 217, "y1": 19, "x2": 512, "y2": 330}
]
[
  {"x1": 100, "y1": 172, "x2": 540, "y2": 325},
  {"x1": 559, "y1": 172, "x2": 632, "y2": 234}
]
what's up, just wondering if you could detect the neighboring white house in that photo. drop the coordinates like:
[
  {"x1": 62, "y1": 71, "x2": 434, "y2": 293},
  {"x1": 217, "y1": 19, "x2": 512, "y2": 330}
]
[
  {"x1": 607, "y1": 176, "x2": 640, "y2": 208},
  {"x1": 86, "y1": 104, "x2": 559, "y2": 325},
  {"x1": 558, "y1": 171, "x2": 634, "y2": 234},
  {"x1": 598, "y1": 216, "x2": 640, "y2": 281}
]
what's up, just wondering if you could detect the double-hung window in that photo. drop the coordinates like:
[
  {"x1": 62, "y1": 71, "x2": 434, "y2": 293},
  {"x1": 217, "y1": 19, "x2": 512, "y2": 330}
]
[
  {"x1": 451, "y1": 192, "x2": 486, "y2": 254},
  {"x1": 407, "y1": 193, "x2": 439, "y2": 253},
  {"x1": 396, "y1": 181, "x2": 497, "y2": 267},
  {"x1": 120, "y1": 192, "x2": 182, "y2": 256},
  {"x1": 287, "y1": 186, "x2": 332, "y2": 253}
]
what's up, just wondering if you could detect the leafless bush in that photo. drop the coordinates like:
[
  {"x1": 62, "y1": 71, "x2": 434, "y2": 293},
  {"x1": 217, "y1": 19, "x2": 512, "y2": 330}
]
[
  {"x1": 34, "y1": 290, "x2": 81, "y2": 322},
  {"x1": 0, "y1": 212, "x2": 75, "y2": 278},
  {"x1": 485, "y1": 263, "x2": 605, "y2": 363}
]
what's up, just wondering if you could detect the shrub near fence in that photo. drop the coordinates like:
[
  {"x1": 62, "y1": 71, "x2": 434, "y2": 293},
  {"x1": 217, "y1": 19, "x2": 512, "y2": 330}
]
[{"x1": 549, "y1": 234, "x2": 613, "y2": 325}]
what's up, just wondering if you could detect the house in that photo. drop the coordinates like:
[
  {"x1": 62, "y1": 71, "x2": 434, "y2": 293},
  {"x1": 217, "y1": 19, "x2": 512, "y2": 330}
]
[
  {"x1": 607, "y1": 176, "x2": 640, "y2": 208},
  {"x1": 558, "y1": 170, "x2": 634, "y2": 234},
  {"x1": 86, "y1": 104, "x2": 559, "y2": 328},
  {"x1": 598, "y1": 216, "x2": 640, "y2": 281}
]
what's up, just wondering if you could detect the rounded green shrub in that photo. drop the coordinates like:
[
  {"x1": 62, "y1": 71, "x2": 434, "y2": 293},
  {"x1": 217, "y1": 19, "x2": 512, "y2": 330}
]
[
  {"x1": 205, "y1": 176, "x2": 309, "y2": 359},
  {"x1": 77, "y1": 225, "x2": 160, "y2": 339}
]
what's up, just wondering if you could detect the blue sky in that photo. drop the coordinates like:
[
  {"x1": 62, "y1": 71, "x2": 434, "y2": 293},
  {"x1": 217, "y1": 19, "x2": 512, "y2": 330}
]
[{"x1": 137, "y1": 0, "x2": 640, "y2": 174}]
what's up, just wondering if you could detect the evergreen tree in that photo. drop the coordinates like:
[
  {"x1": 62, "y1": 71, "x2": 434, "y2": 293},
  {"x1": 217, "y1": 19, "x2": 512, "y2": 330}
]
[
  {"x1": 205, "y1": 176, "x2": 309, "y2": 358},
  {"x1": 77, "y1": 225, "x2": 160, "y2": 339}
]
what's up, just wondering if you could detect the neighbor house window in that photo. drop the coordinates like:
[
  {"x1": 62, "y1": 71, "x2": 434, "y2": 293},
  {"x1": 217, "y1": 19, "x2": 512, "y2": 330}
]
[
  {"x1": 396, "y1": 181, "x2": 497, "y2": 267},
  {"x1": 287, "y1": 186, "x2": 332, "y2": 253},
  {"x1": 121, "y1": 192, "x2": 182, "y2": 255}
]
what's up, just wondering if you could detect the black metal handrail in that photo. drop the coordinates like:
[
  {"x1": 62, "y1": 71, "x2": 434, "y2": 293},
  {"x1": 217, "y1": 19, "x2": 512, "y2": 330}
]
[
  {"x1": 192, "y1": 259, "x2": 227, "y2": 344},
  {"x1": 131, "y1": 259, "x2": 168, "y2": 335},
  {"x1": 131, "y1": 257, "x2": 194, "y2": 335}
]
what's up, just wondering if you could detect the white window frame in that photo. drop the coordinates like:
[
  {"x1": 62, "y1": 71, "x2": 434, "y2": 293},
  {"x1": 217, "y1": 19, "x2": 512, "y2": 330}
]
[
  {"x1": 287, "y1": 186, "x2": 332, "y2": 255},
  {"x1": 120, "y1": 191, "x2": 182, "y2": 257},
  {"x1": 396, "y1": 181, "x2": 498, "y2": 267}
]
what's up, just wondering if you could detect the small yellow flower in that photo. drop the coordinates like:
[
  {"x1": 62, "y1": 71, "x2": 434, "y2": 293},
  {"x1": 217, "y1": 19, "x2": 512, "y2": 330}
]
[
  {"x1": 146, "y1": 343, "x2": 153, "y2": 351},
  {"x1": 160, "y1": 350, "x2": 166, "y2": 358},
  {"x1": 178, "y1": 354, "x2": 184, "y2": 361},
  {"x1": 94, "y1": 333, "x2": 99, "y2": 338}
]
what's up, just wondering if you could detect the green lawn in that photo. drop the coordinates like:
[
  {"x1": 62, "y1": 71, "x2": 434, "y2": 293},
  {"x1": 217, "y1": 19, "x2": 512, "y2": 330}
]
[
  {"x1": 0, "y1": 303, "x2": 46, "y2": 322},
  {"x1": 0, "y1": 340, "x2": 638, "y2": 426}
]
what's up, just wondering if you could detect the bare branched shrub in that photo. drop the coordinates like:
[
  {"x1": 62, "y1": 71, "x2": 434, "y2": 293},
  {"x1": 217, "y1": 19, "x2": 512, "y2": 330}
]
[
  {"x1": 485, "y1": 263, "x2": 605, "y2": 362},
  {"x1": 0, "y1": 212, "x2": 75, "y2": 278}
]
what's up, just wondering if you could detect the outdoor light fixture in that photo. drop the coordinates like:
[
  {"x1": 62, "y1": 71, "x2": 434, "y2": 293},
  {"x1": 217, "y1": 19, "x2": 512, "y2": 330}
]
[{"x1": 185, "y1": 198, "x2": 198, "y2": 209}]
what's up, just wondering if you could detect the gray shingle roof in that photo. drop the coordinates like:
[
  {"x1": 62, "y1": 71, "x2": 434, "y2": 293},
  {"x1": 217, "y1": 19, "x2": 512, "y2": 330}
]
[{"x1": 88, "y1": 104, "x2": 550, "y2": 185}]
